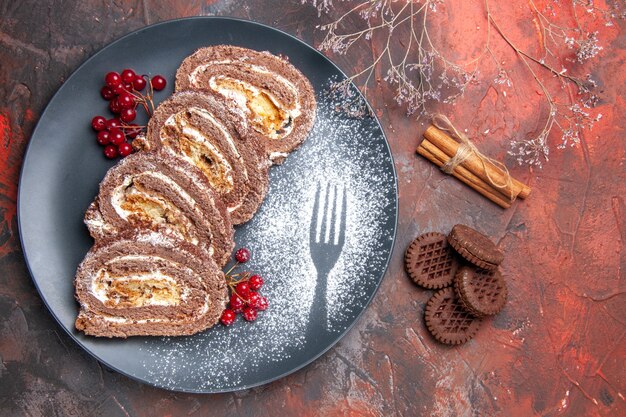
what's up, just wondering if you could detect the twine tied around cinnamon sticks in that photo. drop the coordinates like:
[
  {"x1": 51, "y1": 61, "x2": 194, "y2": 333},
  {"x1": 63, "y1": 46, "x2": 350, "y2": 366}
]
[
  {"x1": 417, "y1": 115, "x2": 531, "y2": 209},
  {"x1": 432, "y1": 115, "x2": 514, "y2": 199}
]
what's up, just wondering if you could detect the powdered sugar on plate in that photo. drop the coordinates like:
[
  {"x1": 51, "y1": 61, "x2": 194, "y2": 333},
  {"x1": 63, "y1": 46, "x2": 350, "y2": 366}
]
[{"x1": 138, "y1": 91, "x2": 397, "y2": 392}]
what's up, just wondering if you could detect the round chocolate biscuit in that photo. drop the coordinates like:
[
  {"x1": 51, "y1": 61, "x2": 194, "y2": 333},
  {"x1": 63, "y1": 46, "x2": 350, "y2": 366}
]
[
  {"x1": 454, "y1": 266, "x2": 507, "y2": 317},
  {"x1": 447, "y1": 224, "x2": 504, "y2": 271},
  {"x1": 404, "y1": 232, "x2": 460, "y2": 289},
  {"x1": 424, "y1": 287, "x2": 482, "y2": 345}
]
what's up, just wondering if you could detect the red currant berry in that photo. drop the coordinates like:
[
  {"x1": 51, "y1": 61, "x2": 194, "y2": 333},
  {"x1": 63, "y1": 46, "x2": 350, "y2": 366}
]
[
  {"x1": 248, "y1": 292, "x2": 261, "y2": 309},
  {"x1": 132, "y1": 75, "x2": 147, "y2": 91},
  {"x1": 109, "y1": 98, "x2": 122, "y2": 114},
  {"x1": 104, "y1": 144, "x2": 118, "y2": 159},
  {"x1": 229, "y1": 293, "x2": 244, "y2": 312},
  {"x1": 120, "y1": 108, "x2": 136, "y2": 123},
  {"x1": 101, "y1": 86, "x2": 115, "y2": 100},
  {"x1": 105, "y1": 71, "x2": 121, "y2": 87},
  {"x1": 111, "y1": 83, "x2": 126, "y2": 95},
  {"x1": 235, "y1": 248, "x2": 250, "y2": 263},
  {"x1": 118, "y1": 92, "x2": 135, "y2": 109},
  {"x1": 118, "y1": 142, "x2": 133, "y2": 157},
  {"x1": 121, "y1": 69, "x2": 136, "y2": 84},
  {"x1": 235, "y1": 281, "x2": 251, "y2": 298},
  {"x1": 248, "y1": 275, "x2": 264, "y2": 290},
  {"x1": 151, "y1": 75, "x2": 167, "y2": 91},
  {"x1": 109, "y1": 128, "x2": 125, "y2": 145},
  {"x1": 91, "y1": 115, "x2": 107, "y2": 131},
  {"x1": 126, "y1": 124, "x2": 142, "y2": 139},
  {"x1": 220, "y1": 309, "x2": 236, "y2": 326},
  {"x1": 257, "y1": 296, "x2": 268, "y2": 311},
  {"x1": 96, "y1": 130, "x2": 111, "y2": 146},
  {"x1": 105, "y1": 118, "x2": 120, "y2": 130},
  {"x1": 242, "y1": 307, "x2": 257, "y2": 322}
]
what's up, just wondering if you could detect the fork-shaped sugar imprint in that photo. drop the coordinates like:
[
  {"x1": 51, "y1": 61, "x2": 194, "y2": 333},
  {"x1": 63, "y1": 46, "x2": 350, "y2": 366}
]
[{"x1": 307, "y1": 182, "x2": 347, "y2": 340}]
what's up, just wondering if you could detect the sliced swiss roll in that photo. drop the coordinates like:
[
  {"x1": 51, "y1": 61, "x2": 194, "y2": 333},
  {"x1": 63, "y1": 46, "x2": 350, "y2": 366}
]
[
  {"x1": 136, "y1": 90, "x2": 269, "y2": 225},
  {"x1": 84, "y1": 152, "x2": 234, "y2": 267},
  {"x1": 175, "y1": 45, "x2": 317, "y2": 164},
  {"x1": 74, "y1": 230, "x2": 228, "y2": 338}
]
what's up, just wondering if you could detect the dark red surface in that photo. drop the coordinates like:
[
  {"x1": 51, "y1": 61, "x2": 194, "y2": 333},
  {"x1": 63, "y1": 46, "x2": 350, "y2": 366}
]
[{"x1": 1, "y1": 1, "x2": 624, "y2": 416}]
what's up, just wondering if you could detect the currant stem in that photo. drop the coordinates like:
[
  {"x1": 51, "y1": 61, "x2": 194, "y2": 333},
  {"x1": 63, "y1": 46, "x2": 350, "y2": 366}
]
[
  {"x1": 229, "y1": 288, "x2": 253, "y2": 305},
  {"x1": 224, "y1": 261, "x2": 241, "y2": 276},
  {"x1": 225, "y1": 272, "x2": 250, "y2": 286},
  {"x1": 146, "y1": 75, "x2": 155, "y2": 115}
]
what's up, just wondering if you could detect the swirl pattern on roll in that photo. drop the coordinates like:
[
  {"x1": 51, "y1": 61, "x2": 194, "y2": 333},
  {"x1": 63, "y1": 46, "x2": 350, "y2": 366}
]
[
  {"x1": 137, "y1": 90, "x2": 269, "y2": 225},
  {"x1": 175, "y1": 45, "x2": 317, "y2": 164},
  {"x1": 74, "y1": 230, "x2": 228, "y2": 338},
  {"x1": 84, "y1": 152, "x2": 234, "y2": 267}
]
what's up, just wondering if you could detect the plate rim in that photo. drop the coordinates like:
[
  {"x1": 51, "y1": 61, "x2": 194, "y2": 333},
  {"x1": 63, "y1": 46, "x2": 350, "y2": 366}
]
[{"x1": 17, "y1": 15, "x2": 399, "y2": 393}]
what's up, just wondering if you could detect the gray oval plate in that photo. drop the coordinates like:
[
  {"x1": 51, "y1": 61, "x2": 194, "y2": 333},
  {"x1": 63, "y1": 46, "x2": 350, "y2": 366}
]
[{"x1": 18, "y1": 17, "x2": 397, "y2": 393}]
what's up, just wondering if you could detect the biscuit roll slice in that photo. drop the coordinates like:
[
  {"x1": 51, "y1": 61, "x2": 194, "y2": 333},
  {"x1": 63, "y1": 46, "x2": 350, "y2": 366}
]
[
  {"x1": 74, "y1": 231, "x2": 228, "y2": 338},
  {"x1": 175, "y1": 45, "x2": 317, "y2": 164},
  {"x1": 84, "y1": 152, "x2": 234, "y2": 267},
  {"x1": 138, "y1": 91, "x2": 269, "y2": 224}
]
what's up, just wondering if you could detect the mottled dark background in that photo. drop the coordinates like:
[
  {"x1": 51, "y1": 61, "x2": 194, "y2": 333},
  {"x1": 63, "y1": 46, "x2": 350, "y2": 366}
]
[{"x1": 0, "y1": 1, "x2": 624, "y2": 416}]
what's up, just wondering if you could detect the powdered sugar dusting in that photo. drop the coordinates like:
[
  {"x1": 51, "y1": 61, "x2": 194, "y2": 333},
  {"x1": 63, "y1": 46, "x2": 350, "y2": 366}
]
[{"x1": 138, "y1": 90, "x2": 396, "y2": 392}]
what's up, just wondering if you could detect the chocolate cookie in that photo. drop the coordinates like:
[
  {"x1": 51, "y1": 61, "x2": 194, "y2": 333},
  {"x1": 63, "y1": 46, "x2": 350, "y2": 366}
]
[
  {"x1": 447, "y1": 224, "x2": 504, "y2": 271},
  {"x1": 405, "y1": 233, "x2": 460, "y2": 289},
  {"x1": 454, "y1": 266, "x2": 507, "y2": 317},
  {"x1": 424, "y1": 287, "x2": 482, "y2": 345}
]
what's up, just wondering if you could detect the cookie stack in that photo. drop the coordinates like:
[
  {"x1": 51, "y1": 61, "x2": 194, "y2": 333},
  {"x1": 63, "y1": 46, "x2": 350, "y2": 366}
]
[
  {"x1": 404, "y1": 225, "x2": 507, "y2": 345},
  {"x1": 75, "y1": 46, "x2": 316, "y2": 338}
]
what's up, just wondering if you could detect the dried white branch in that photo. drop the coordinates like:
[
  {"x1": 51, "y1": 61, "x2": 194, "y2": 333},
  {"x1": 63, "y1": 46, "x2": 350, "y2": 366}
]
[{"x1": 303, "y1": 0, "x2": 621, "y2": 167}]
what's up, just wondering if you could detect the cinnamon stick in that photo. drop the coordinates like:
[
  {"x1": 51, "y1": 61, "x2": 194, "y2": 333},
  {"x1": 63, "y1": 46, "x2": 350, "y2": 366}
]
[
  {"x1": 418, "y1": 140, "x2": 512, "y2": 209},
  {"x1": 421, "y1": 139, "x2": 513, "y2": 205},
  {"x1": 424, "y1": 126, "x2": 531, "y2": 199}
]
